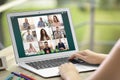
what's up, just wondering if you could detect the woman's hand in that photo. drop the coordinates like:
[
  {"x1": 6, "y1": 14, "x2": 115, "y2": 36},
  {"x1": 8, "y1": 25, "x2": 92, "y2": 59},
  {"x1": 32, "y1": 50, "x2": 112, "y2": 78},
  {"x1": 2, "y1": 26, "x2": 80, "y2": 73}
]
[
  {"x1": 59, "y1": 50, "x2": 107, "y2": 80},
  {"x1": 59, "y1": 63, "x2": 80, "y2": 80},
  {"x1": 69, "y1": 49, "x2": 107, "y2": 64}
]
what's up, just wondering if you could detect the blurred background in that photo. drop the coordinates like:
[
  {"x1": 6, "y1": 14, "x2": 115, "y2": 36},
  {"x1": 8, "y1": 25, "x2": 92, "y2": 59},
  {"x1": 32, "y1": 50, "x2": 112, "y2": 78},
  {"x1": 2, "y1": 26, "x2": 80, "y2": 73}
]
[{"x1": 0, "y1": 0, "x2": 120, "y2": 54}]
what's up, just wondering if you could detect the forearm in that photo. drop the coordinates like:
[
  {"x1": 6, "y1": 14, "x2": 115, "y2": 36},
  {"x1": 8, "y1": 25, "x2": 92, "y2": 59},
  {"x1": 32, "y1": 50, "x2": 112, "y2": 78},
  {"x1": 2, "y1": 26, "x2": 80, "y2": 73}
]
[
  {"x1": 87, "y1": 39, "x2": 120, "y2": 80},
  {"x1": 97, "y1": 53, "x2": 107, "y2": 64},
  {"x1": 59, "y1": 63, "x2": 81, "y2": 80}
]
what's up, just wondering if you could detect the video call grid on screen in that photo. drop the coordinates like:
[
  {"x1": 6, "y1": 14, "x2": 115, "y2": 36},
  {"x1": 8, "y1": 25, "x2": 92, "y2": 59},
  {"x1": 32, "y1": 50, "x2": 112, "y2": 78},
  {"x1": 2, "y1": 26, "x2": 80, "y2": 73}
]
[
  {"x1": 10, "y1": 10, "x2": 76, "y2": 58},
  {"x1": 17, "y1": 13, "x2": 70, "y2": 56}
]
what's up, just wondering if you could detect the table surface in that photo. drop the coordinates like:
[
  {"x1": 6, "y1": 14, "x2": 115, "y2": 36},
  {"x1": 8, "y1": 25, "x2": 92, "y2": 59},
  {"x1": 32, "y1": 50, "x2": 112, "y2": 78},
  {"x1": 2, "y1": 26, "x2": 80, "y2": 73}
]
[{"x1": 0, "y1": 46, "x2": 94, "y2": 80}]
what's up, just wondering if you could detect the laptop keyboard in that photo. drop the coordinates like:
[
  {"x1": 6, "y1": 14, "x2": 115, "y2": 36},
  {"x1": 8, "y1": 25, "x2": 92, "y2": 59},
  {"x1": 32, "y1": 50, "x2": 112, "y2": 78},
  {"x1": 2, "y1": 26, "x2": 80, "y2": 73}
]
[{"x1": 26, "y1": 57, "x2": 85, "y2": 69}]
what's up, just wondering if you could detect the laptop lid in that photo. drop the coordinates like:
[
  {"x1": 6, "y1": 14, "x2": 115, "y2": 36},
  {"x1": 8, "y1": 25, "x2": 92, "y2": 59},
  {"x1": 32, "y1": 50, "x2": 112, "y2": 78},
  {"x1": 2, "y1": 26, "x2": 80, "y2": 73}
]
[{"x1": 7, "y1": 8, "x2": 78, "y2": 63}]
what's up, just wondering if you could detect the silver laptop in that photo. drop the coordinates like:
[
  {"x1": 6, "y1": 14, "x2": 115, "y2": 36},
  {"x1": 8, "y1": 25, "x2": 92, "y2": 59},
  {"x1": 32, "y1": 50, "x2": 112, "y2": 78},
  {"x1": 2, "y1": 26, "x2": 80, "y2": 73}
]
[{"x1": 7, "y1": 8, "x2": 98, "y2": 78}]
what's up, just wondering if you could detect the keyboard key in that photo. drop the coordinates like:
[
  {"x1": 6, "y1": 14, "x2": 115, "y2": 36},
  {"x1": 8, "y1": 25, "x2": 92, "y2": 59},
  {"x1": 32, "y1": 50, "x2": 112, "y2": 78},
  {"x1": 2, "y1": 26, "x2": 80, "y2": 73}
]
[{"x1": 26, "y1": 57, "x2": 86, "y2": 69}]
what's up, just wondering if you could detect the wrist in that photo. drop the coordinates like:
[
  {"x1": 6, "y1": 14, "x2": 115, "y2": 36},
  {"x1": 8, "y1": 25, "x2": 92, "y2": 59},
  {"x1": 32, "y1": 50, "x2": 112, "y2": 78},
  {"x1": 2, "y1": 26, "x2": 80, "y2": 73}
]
[
  {"x1": 98, "y1": 54, "x2": 107, "y2": 64},
  {"x1": 65, "y1": 72, "x2": 80, "y2": 80}
]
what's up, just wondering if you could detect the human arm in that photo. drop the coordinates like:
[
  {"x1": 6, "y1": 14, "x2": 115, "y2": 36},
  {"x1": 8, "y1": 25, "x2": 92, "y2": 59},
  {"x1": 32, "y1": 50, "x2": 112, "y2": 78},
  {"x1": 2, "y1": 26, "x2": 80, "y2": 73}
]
[
  {"x1": 87, "y1": 39, "x2": 120, "y2": 80},
  {"x1": 59, "y1": 39, "x2": 120, "y2": 80},
  {"x1": 59, "y1": 63, "x2": 80, "y2": 80},
  {"x1": 69, "y1": 50, "x2": 107, "y2": 64},
  {"x1": 59, "y1": 50, "x2": 107, "y2": 80}
]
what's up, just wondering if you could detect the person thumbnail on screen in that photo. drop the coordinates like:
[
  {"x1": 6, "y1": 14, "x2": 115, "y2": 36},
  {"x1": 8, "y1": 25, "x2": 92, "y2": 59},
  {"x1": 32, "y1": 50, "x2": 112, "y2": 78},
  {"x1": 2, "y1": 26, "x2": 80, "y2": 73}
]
[
  {"x1": 27, "y1": 43, "x2": 37, "y2": 53},
  {"x1": 26, "y1": 30, "x2": 34, "y2": 42},
  {"x1": 52, "y1": 15, "x2": 63, "y2": 27},
  {"x1": 40, "y1": 29, "x2": 50, "y2": 41},
  {"x1": 23, "y1": 18, "x2": 31, "y2": 30},
  {"x1": 53, "y1": 27, "x2": 66, "y2": 39},
  {"x1": 47, "y1": 15, "x2": 53, "y2": 27},
  {"x1": 38, "y1": 17, "x2": 45, "y2": 27},
  {"x1": 43, "y1": 41, "x2": 51, "y2": 54},
  {"x1": 58, "y1": 39, "x2": 66, "y2": 51},
  {"x1": 18, "y1": 17, "x2": 35, "y2": 31}
]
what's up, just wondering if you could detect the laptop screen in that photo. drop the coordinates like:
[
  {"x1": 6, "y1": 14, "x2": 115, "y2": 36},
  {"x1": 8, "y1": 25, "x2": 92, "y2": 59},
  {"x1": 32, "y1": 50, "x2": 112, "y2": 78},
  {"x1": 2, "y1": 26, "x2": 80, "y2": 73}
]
[{"x1": 10, "y1": 10, "x2": 76, "y2": 58}]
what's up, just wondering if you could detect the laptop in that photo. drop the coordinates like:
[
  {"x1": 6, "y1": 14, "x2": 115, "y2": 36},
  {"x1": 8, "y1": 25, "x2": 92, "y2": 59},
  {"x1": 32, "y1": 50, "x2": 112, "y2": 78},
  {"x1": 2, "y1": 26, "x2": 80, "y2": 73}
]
[{"x1": 7, "y1": 8, "x2": 98, "y2": 78}]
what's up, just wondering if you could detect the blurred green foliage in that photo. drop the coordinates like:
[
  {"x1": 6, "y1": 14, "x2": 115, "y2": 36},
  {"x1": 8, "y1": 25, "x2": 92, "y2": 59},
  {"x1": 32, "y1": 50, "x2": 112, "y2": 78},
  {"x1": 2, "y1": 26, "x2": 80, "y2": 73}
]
[{"x1": 1, "y1": 0, "x2": 120, "y2": 54}]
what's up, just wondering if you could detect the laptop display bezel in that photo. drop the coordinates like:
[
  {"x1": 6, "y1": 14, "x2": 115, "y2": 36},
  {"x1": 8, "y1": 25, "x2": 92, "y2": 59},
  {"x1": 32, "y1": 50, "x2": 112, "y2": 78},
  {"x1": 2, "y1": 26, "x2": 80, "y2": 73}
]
[{"x1": 7, "y1": 8, "x2": 78, "y2": 63}]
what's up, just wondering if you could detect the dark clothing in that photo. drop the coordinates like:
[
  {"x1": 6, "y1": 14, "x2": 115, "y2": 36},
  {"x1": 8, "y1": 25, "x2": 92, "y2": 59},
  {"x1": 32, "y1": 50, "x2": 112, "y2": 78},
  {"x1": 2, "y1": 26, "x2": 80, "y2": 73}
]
[
  {"x1": 58, "y1": 42, "x2": 65, "y2": 50},
  {"x1": 43, "y1": 47, "x2": 51, "y2": 54}
]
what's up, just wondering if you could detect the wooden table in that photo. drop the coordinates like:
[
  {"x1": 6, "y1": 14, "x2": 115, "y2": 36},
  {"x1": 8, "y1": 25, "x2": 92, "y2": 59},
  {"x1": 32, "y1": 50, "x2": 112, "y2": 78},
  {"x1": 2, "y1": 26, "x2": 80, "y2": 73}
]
[{"x1": 0, "y1": 46, "x2": 94, "y2": 80}]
